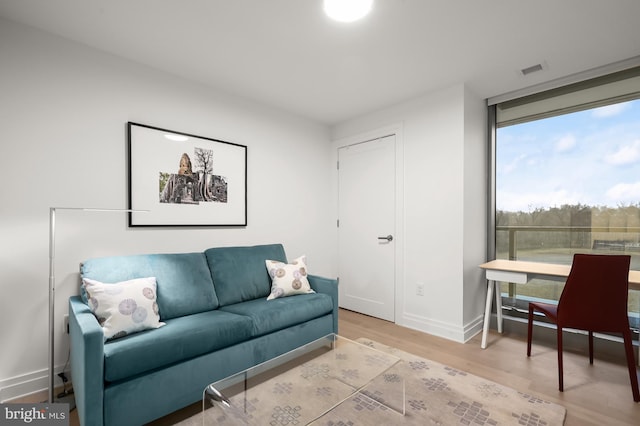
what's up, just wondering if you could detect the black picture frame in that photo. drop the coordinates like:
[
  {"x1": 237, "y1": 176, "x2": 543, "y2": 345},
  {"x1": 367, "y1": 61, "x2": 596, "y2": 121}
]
[{"x1": 127, "y1": 122, "x2": 247, "y2": 227}]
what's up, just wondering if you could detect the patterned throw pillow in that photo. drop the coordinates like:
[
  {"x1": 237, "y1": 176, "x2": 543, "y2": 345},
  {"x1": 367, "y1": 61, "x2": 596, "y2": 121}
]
[
  {"x1": 265, "y1": 255, "x2": 315, "y2": 300},
  {"x1": 82, "y1": 277, "x2": 165, "y2": 341}
]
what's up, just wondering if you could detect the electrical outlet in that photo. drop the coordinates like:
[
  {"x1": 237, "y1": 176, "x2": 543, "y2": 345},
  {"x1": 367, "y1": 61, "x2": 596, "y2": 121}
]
[
  {"x1": 63, "y1": 315, "x2": 69, "y2": 334},
  {"x1": 416, "y1": 282, "x2": 424, "y2": 296}
]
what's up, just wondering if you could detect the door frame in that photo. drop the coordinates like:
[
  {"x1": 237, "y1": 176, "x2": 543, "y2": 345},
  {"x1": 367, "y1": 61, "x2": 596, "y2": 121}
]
[{"x1": 331, "y1": 123, "x2": 405, "y2": 323}]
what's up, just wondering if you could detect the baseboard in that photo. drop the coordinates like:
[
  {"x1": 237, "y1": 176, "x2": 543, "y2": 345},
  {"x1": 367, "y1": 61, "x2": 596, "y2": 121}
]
[
  {"x1": 400, "y1": 312, "x2": 483, "y2": 343},
  {"x1": 0, "y1": 365, "x2": 70, "y2": 403},
  {"x1": 462, "y1": 315, "x2": 485, "y2": 343},
  {"x1": 0, "y1": 368, "x2": 48, "y2": 403}
]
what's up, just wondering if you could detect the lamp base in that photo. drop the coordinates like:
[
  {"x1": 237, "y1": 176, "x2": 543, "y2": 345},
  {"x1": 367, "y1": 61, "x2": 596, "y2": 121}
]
[
  {"x1": 42, "y1": 389, "x2": 76, "y2": 412},
  {"x1": 55, "y1": 392, "x2": 76, "y2": 412}
]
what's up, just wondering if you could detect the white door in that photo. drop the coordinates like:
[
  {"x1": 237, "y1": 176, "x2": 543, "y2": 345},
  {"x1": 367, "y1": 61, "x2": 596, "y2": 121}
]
[{"x1": 338, "y1": 135, "x2": 396, "y2": 321}]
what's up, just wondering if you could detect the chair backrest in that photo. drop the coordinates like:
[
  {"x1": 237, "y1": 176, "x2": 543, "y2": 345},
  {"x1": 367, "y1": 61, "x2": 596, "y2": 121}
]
[{"x1": 557, "y1": 253, "x2": 631, "y2": 332}]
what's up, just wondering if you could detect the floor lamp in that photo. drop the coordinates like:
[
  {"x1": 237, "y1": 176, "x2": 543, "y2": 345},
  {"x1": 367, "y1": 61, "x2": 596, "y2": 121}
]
[{"x1": 48, "y1": 207, "x2": 145, "y2": 404}]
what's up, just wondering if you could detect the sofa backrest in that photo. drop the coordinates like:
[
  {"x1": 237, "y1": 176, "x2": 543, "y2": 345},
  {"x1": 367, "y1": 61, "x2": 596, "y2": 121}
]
[
  {"x1": 204, "y1": 244, "x2": 286, "y2": 306},
  {"x1": 80, "y1": 252, "x2": 219, "y2": 320}
]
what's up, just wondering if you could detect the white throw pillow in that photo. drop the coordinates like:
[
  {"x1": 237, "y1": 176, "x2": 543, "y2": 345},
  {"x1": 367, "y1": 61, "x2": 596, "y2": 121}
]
[
  {"x1": 82, "y1": 277, "x2": 165, "y2": 341},
  {"x1": 265, "y1": 255, "x2": 315, "y2": 300}
]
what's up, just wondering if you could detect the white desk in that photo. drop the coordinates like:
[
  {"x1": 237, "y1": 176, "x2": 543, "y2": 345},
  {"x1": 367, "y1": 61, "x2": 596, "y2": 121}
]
[{"x1": 478, "y1": 259, "x2": 640, "y2": 350}]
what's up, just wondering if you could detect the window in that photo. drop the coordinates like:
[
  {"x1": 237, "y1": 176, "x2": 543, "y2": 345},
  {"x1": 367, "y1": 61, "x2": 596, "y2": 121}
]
[{"x1": 490, "y1": 66, "x2": 640, "y2": 333}]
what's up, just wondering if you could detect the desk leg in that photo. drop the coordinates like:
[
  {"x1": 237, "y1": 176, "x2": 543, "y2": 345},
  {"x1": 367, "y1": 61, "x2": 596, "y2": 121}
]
[
  {"x1": 481, "y1": 280, "x2": 494, "y2": 349},
  {"x1": 495, "y1": 281, "x2": 503, "y2": 334}
]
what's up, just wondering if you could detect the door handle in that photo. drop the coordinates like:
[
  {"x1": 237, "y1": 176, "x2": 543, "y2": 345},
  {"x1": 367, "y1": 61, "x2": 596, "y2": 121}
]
[{"x1": 378, "y1": 235, "x2": 393, "y2": 242}]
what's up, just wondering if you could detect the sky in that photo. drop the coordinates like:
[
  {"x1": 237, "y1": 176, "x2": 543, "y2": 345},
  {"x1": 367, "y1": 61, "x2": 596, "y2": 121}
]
[{"x1": 496, "y1": 98, "x2": 640, "y2": 212}]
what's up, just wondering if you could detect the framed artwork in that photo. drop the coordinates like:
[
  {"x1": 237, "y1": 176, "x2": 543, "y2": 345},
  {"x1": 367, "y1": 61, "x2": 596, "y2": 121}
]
[{"x1": 127, "y1": 122, "x2": 247, "y2": 227}]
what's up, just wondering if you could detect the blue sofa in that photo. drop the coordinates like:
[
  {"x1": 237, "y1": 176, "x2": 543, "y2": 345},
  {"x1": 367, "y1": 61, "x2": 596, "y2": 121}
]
[{"x1": 68, "y1": 244, "x2": 338, "y2": 426}]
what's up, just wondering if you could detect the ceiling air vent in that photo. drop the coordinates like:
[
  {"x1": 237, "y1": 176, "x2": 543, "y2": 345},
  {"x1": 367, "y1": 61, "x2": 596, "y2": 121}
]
[{"x1": 520, "y1": 63, "x2": 544, "y2": 76}]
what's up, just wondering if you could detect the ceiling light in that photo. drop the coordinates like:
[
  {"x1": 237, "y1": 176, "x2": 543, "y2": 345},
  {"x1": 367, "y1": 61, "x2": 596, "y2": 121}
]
[{"x1": 324, "y1": 0, "x2": 373, "y2": 23}]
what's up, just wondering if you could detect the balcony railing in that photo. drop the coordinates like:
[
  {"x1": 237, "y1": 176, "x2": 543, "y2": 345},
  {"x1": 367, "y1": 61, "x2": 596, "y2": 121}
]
[
  {"x1": 496, "y1": 225, "x2": 640, "y2": 331},
  {"x1": 499, "y1": 225, "x2": 640, "y2": 260}
]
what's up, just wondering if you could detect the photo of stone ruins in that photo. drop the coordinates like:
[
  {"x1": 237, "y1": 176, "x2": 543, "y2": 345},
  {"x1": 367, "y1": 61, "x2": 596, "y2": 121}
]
[{"x1": 159, "y1": 147, "x2": 228, "y2": 205}]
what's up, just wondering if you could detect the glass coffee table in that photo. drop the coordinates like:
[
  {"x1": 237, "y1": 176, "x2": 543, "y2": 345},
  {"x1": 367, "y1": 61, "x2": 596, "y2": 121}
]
[{"x1": 202, "y1": 334, "x2": 405, "y2": 425}]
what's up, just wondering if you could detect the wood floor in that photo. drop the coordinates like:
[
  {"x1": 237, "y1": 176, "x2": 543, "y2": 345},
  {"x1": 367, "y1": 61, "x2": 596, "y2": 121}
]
[
  {"x1": 339, "y1": 309, "x2": 640, "y2": 426},
  {"x1": 19, "y1": 308, "x2": 640, "y2": 425}
]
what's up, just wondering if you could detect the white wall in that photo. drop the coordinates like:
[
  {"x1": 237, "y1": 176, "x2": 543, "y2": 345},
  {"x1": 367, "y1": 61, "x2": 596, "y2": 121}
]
[
  {"x1": 0, "y1": 18, "x2": 336, "y2": 401},
  {"x1": 332, "y1": 84, "x2": 487, "y2": 342},
  {"x1": 463, "y1": 85, "x2": 489, "y2": 327}
]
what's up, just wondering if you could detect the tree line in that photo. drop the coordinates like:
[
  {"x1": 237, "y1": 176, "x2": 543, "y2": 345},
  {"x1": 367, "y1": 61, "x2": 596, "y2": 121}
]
[{"x1": 496, "y1": 204, "x2": 640, "y2": 251}]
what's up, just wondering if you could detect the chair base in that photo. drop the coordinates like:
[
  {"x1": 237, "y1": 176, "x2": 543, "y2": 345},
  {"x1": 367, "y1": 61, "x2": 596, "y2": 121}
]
[{"x1": 527, "y1": 303, "x2": 640, "y2": 402}]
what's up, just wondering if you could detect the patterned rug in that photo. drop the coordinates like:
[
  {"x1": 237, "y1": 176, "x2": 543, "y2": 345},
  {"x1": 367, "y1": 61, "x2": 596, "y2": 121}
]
[{"x1": 181, "y1": 338, "x2": 566, "y2": 425}]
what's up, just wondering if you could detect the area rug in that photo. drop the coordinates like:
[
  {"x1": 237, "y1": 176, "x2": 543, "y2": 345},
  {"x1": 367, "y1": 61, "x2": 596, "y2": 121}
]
[{"x1": 180, "y1": 338, "x2": 566, "y2": 425}]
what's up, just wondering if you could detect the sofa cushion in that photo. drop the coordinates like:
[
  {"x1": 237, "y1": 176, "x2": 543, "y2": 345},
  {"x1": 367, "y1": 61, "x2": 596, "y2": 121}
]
[
  {"x1": 219, "y1": 293, "x2": 334, "y2": 337},
  {"x1": 204, "y1": 244, "x2": 287, "y2": 306},
  {"x1": 103, "y1": 310, "x2": 253, "y2": 383},
  {"x1": 81, "y1": 252, "x2": 219, "y2": 320}
]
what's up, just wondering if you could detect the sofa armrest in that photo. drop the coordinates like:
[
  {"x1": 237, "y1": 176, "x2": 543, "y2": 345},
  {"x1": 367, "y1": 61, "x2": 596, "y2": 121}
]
[
  {"x1": 308, "y1": 275, "x2": 339, "y2": 333},
  {"x1": 69, "y1": 296, "x2": 104, "y2": 426}
]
